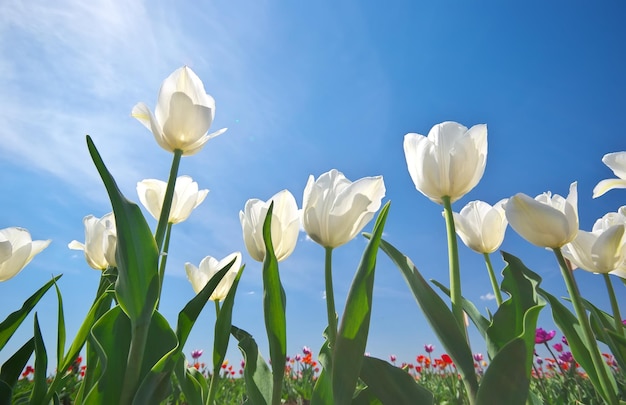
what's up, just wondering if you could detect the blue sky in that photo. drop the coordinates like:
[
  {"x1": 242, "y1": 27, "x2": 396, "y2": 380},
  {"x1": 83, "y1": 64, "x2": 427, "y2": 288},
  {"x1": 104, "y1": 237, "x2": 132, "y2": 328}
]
[{"x1": 1, "y1": 0, "x2": 625, "y2": 368}]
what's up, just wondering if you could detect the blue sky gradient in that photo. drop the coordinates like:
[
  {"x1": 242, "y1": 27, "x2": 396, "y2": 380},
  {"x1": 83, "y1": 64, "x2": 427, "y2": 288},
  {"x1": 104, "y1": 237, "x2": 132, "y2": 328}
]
[{"x1": 1, "y1": 1, "x2": 625, "y2": 367}]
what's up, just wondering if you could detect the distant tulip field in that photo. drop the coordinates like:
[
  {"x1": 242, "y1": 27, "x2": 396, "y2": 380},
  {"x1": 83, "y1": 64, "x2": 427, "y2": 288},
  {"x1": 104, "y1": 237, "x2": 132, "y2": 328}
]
[{"x1": 1, "y1": 66, "x2": 625, "y2": 404}]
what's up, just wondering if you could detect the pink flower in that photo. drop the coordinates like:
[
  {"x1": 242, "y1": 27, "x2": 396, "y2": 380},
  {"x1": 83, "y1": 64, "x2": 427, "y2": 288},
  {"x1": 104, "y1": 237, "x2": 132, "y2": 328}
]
[
  {"x1": 390, "y1": 355, "x2": 397, "y2": 363},
  {"x1": 473, "y1": 353, "x2": 483, "y2": 362},
  {"x1": 535, "y1": 328, "x2": 556, "y2": 344},
  {"x1": 302, "y1": 346, "x2": 312, "y2": 356},
  {"x1": 191, "y1": 349, "x2": 203, "y2": 360},
  {"x1": 553, "y1": 343, "x2": 563, "y2": 353},
  {"x1": 424, "y1": 344, "x2": 434, "y2": 353}
]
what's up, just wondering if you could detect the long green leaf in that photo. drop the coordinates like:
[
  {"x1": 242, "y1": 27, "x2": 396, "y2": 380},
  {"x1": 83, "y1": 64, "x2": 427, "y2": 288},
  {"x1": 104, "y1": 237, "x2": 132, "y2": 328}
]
[
  {"x1": 86, "y1": 135, "x2": 160, "y2": 323},
  {"x1": 260, "y1": 202, "x2": 287, "y2": 405},
  {"x1": 377, "y1": 238, "x2": 479, "y2": 399},
  {"x1": 582, "y1": 297, "x2": 626, "y2": 373},
  {"x1": 332, "y1": 202, "x2": 390, "y2": 405},
  {"x1": 359, "y1": 356, "x2": 433, "y2": 404},
  {"x1": 213, "y1": 265, "x2": 245, "y2": 372},
  {"x1": 29, "y1": 314, "x2": 48, "y2": 404},
  {"x1": 311, "y1": 337, "x2": 333, "y2": 405},
  {"x1": 486, "y1": 252, "x2": 545, "y2": 375},
  {"x1": 0, "y1": 338, "x2": 34, "y2": 405},
  {"x1": 54, "y1": 282, "x2": 66, "y2": 372},
  {"x1": 431, "y1": 280, "x2": 490, "y2": 339},
  {"x1": 0, "y1": 275, "x2": 61, "y2": 350},
  {"x1": 174, "y1": 356, "x2": 207, "y2": 405},
  {"x1": 475, "y1": 338, "x2": 529, "y2": 404},
  {"x1": 231, "y1": 325, "x2": 272, "y2": 405}
]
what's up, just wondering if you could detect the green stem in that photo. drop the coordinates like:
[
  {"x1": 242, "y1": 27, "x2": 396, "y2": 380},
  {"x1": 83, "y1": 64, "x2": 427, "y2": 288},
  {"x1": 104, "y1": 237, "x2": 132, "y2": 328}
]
[
  {"x1": 156, "y1": 222, "x2": 173, "y2": 308},
  {"x1": 553, "y1": 248, "x2": 618, "y2": 405},
  {"x1": 543, "y1": 342, "x2": 566, "y2": 376},
  {"x1": 207, "y1": 301, "x2": 222, "y2": 405},
  {"x1": 603, "y1": 273, "x2": 625, "y2": 337},
  {"x1": 119, "y1": 320, "x2": 151, "y2": 405},
  {"x1": 442, "y1": 196, "x2": 467, "y2": 341},
  {"x1": 324, "y1": 246, "x2": 337, "y2": 348},
  {"x1": 483, "y1": 253, "x2": 503, "y2": 306},
  {"x1": 154, "y1": 149, "x2": 182, "y2": 251}
]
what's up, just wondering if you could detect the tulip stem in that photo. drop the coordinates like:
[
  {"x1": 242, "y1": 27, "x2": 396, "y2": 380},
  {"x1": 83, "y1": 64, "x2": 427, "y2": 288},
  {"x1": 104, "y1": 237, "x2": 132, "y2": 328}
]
[
  {"x1": 156, "y1": 223, "x2": 173, "y2": 309},
  {"x1": 442, "y1": 196, "x2": 467, "y2": 341},
  {"x1": 155, "y1": 149, "x2": 182, "y2": 252},
  {"x1": 120, "y1": 320, "x2": 150, "y2": 405},
  {"x1": 483, "y1": 253, "x2": 503, "y2": 306},
  {"x1": 324, "y1": 246, "x2": 338, "y2": 347},
  {"x1": 603, "y1": 273, "x2": 624, "y2": 337},
  {"x1": 553, "y1": 248, "x2": 618, "y2": 404}
]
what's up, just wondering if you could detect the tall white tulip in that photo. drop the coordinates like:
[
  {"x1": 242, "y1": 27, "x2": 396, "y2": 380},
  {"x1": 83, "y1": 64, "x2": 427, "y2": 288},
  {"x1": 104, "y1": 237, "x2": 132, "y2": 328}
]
[
  {"x1": 404, "y1": 121, "x2": 487, "y2": 204},
  {"x1": 452, "y1": 199, "x2": 508, "y2": 254},
  {"x1": 562, "y1": 225, "x2": 626, "y2": 274},
  {"x1": 240, "y1": 190, "x2": 299, "y2": 262},
  {"x1": 0, "y1": 227, "x2": 50, "y2": 282},
  {"x1": 185, "y1": 252, "x2": 242, "y2": 301},
  {"x1": 505, "y1": 182, "x2": 578, "y2": 248},
  {"x1": 593, "y1": 152, "x2": 626, "y2": 198},
  {"x1": 131, "y1": 66, "x2": 227, "y2": 156},
  {"x1": 68, "y1": 213, "x2": 117, "y2": 270},
  {"x1": 302, "y1": 169, "x2": 385, "y2": 248},
  {"x1": 137, "y1": 175, "x2": 208, "y2": 224}
]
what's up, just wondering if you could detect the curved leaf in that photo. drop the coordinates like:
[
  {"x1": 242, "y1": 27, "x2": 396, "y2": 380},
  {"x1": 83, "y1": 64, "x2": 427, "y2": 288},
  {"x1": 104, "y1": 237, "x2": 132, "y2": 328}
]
[
  {"x1": 0, "y1": 338, "x2": 34, "y2": 405},
  {"x1": 476, "y1": 338, "x2": 529, "y2": 405},
  {"x1": 29, "y1": 314, "x2": 48, "y2": 404},
  {"x1": 332, "y1": 202, "x2": 390, "y2": 404},
  {"x1": 231, "y1": 325, "x2": 272, "y2": 405},
  {"x1": 359, "y1": 356, "x2": 433, "y2": 404}
]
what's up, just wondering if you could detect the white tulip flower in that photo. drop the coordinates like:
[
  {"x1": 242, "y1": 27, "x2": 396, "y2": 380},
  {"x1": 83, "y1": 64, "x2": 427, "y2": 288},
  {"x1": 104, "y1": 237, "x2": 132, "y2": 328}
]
[
  {"x1": 302, "y1": 169, "x2": 385, "y2": 248},
  {"x1": 404, "y1": 121, "x2": 487, "y2": 204},
  {"x1": 593, "y1": 152, "x2": 626, "y2": 198},
  {"x1": 137, "y1": 175, "x2": 208, "y2": 224},
  {"x1": 452, "y1": 199, "x2": 508, "y2": 254},
  {"x1": 68, "y1": 213, "x2": 117, "y2": 270},
  {"x1": 562, "y1": 225, "x2": 626, "y2": 274},
  {"x1": 505, "y1": 182, "x2": 578, "y2": 249},
  {"x1": 185, "y1": 252, "x2": 242, "y2": 301},
  {"x1": 132, "y1": 66, "x2": 227, "y2": 156},
  {"x1": 240, "y1": 190, "x2": 299, "y2": 262},
  {"x1": 0, "y1": 227, "x2": 50, "y2": 282}
]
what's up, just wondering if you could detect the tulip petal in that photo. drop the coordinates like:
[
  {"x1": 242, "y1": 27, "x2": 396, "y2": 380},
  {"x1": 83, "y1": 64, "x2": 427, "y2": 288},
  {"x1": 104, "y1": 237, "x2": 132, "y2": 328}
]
[
  {"x1": 591, "y1": 224, "x2": 625, "y2": 273},
  {"x1": 506, "y1": 194, "x2": 572, "y2": 248},
  {"x1": 592, "y1": 179, "x2": 626, "y2": 199},
  {"x1": 0, "y1": 240, "x2": 11, "y2": 263},
  {"x1": 563, "y1": 231, "x2": 598, "y2": 272},
  {"x1": 162, "y1": 92, "x2": 213, "y2": 149},
  {"x1": 602, "y1": 152, "x2": 626, "y2": 179}
]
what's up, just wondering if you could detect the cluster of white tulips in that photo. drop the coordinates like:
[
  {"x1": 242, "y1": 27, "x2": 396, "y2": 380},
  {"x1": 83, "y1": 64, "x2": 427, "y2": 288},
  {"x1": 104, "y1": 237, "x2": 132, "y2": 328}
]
[{"x1": 1, "y1": 65, "x2": 624, "y2": 405}]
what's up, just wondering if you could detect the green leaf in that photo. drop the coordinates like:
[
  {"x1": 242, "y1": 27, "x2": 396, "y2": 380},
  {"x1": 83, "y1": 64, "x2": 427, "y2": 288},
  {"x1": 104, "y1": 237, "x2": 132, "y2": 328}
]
[
  {"x1": 174, "y1": 356, "x2": 207, "y2": 405},
  {"x1": 0, "y1": 338, "x2": 34, "y2": 405},
  {"x1": 582, "y1": 297, "x2": 626, "y2": 373},
  {"x1": 29, "y1": 314, "x2": 48, "y2": 404},
  {"x1": 311, "y1": 337, "x2": 333, "y2": 405},
  {"x1": 0, "y1": 275, "x2": 61, "y2": 351},
  {"x1": 86, "y1": 136, "x2": 160, "y2": 323},
  {"x1": 332, "y1": 202, "x2": 390, "y2": 405},
  {"x1": 231, "y1": 325, "x2": 272, "y2": 405},
  {"x1": 486, "y1": 252, "x2": 545, "y2": 376},
  {"x1": 359, "y1": 356, "x2": 433, "y2": 404},
  {"x1": 260, "y1": 202, "x2": 287, "y2": 405},
  {"x1": 213, "y1": 265, "x2": 245, "y2": 373},
  {"x1": 475, "y1": 338, "x2": 529, "y2": 405},
  {"x1": 377, "y1": 237, "x2": 479, "y2": 399},
  {"x1": 539, "y1": 288, "x2": 615, "y2": 401},
  {"x1": 54, "y1": 281, "x2": 66, "y2": 372},
  {"x1": 431, "y1": 279, "x2": 490, "y2": 339}
]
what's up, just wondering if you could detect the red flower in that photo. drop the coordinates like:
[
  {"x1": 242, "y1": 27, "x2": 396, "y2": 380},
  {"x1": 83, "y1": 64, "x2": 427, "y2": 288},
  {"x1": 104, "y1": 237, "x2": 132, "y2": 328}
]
[{"x1": 441, "y1": 354, "x2": 453, "y2": 365}]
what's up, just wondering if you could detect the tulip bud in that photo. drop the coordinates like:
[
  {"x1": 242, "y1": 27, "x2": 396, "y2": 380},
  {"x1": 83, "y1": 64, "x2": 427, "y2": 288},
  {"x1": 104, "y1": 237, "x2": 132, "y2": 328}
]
[
  {"x1": 452, "y1": 199, "x2": 508, "y2": 254},
  {"x1": 132, "y1": 66, "x2": 227, "y2": 156},
  {"x1": 185, "y1": 252, "x2": 242, "y2": 301},
  {"x1": 0, "y1": 227, "x2": 50, "y2": 282},
  {"x1": 404, "y1": 121, "x2": 487, "y2": 204},
  {"x1": 505, "y1": 182, "x2": 578, "y2": 248},
  {"x1": 302, "y1": 169, "x2": 385, "y2": 248},
  {"x1": 68, "y1": 213, "x2": 117, "y2": 270},
  {"x1": 137, "y1": 175, "x2": 208, "y2": 224},
  {"x1": 240, "y1": 190, "x2": 299, "y2": 262}
]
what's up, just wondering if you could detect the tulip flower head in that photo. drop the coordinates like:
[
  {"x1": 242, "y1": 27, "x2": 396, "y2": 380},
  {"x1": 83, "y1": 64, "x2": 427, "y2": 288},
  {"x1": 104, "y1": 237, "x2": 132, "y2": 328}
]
[
  {"x1": 302, "y1": 169, "x2": 385, "y2": 248},
  {"x1": 137, "y1": 175, "x2": 208, "y2": 224},
  {"x1": 191, "y1": 349, "x2": 203, "y2": 360},
  {"x1": 185, "y1": 252, "x2": 242, "y2": 301},
  {"x1": 424, "y1": 344, "x2": 434, "y2": 353},
  {"x1": 505, "y1": 182, "x2": 578, "y2": 248},
  {"x1": 403, "y1": 121, "x2": 487, "y2": 204},
  {"x1": 0, "y1": 227, "x2": 50, "y2": 282},
  {"x1": 132, "y1": 66, "x2": 227, "y2": 156},
  {"x1": 452, "y1": 199, "x2": 508, "y2": 254},
  {"x1": 562, "y1": 224, "x2": 626, "y2": 275},
  {"x1": 593, "y1": 152, "x2": 626, "y2": 198},
  {"x1": 240, "y1": 190, "x2": 299, "y2": 262},
  {"x1": 535, "y1": 328, "x2": 556, "y2": 344},
  {"x1": 68, "y1": 213, "x2": 117, "y2": 270}
]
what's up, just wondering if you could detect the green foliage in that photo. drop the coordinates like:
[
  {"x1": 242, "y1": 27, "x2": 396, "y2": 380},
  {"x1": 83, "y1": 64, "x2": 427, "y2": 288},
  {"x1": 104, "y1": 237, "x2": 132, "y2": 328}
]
[
  {"x1": 231, "y1": 325, "x2": 273, "y2": 405},
  {"x1": 359, "y1": 356, "x2": 433, "y2": 404},
  {"x1": 0, "y1": 338, "x2": 34, "y2": 405}
]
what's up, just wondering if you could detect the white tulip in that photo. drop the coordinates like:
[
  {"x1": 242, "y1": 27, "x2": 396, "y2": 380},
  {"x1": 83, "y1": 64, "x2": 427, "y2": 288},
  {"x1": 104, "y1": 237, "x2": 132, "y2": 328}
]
[
  {"x1": 593, "y1": 152, "x2": 626, "y2": 198},
  {"x1": 452, "y1": 199, "x2": 508, "y2": 254},
  {"x1": 0, "y1": 228, "x2": 50, "y2": 282},
  {"x1": 132, "y1": 66, "x2": 227, "y2": 156},
  {"x1": 505, "y1": 182, "x2": 578, "y2": 248},
  {"x1": 137, "y1": 175, "x2": 208, "y2": 224},
  {"x1": 404, "y1": 121, "x2": 487, "y2": 204},
  {"x1": 185, "y1": 252, "x2": 242, "y2": 301},
  {"x1": 562, "y1": 225, "x2": 626, "y2": 274},
  {"x1": 302, "y1": 169, "x2": 385, "y2": 248},
  {"x1": 68, "y1": 213, "x2": 117, "y2": 270},
  {"x1": 240, "y1": 190, "x2": 299, "y2": 262}
]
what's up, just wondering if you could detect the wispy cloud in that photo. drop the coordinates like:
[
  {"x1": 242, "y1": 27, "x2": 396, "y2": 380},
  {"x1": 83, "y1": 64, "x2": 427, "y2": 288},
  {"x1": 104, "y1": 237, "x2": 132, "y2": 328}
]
[{"x1": 480, "y1": 292, "x2": 496, "y2": 301}]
